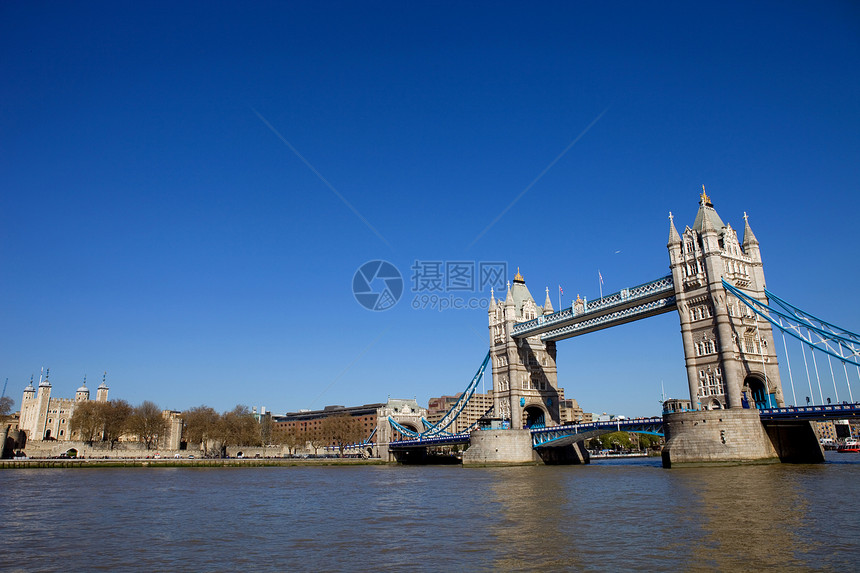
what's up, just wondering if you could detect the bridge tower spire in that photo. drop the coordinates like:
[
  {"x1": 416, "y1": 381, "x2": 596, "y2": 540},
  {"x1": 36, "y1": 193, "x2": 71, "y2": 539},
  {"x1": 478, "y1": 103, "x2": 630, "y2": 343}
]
[
  {"x1": 668, "y1": 191, "x2": 784, "y2": 411},
  {"x1": 489, "y1": 270, "x2": 561, "y2": 430}
]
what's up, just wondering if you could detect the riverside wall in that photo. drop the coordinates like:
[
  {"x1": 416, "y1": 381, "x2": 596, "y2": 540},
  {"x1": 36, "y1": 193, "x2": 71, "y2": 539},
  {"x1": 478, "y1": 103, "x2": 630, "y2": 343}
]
[
  {"x1": 0, "y1": 458, "x2": 387, "y2": 469},
  {"x1": 10, "y1": 441, "x2": 302, "y2": 460}
]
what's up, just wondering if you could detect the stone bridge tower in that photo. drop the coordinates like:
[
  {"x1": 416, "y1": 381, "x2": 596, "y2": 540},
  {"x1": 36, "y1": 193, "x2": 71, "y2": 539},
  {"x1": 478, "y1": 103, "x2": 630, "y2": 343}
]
[
  {"x1": 488, "y1": 270, "x2": 561, "y2": 429},
  {"x1": 667, "y1": 190, "x2": 784, "y2": 410}
]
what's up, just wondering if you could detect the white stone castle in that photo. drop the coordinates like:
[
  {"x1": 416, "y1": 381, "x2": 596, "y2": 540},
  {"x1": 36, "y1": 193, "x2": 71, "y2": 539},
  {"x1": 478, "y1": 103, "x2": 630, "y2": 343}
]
[{"x1": 18, "y1": 370, "x2": 109, "y2": 442}]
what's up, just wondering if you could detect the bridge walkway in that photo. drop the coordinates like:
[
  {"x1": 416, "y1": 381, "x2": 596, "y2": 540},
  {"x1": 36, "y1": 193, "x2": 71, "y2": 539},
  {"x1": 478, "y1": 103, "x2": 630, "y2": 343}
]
[{"x1": 511, "y1": 275, "x2": 676, "y2": 342}]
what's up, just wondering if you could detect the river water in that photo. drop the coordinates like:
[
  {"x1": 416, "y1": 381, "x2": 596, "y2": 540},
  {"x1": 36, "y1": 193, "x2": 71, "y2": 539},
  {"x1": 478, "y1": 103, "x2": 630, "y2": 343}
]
[{"x1": 1, "y1": 453, "x2": 857, "y2": 572}]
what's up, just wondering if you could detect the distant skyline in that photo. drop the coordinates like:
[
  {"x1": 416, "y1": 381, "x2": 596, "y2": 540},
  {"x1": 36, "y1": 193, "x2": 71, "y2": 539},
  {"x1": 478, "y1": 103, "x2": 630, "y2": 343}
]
[{"x1": 2, "y1": 2, "x2": 859, "y2": 416}]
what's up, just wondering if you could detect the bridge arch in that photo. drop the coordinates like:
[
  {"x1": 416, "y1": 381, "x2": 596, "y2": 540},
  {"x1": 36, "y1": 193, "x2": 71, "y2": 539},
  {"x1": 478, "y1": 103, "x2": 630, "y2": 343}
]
[
  {"x1": 744, "y1": 373, "x2": 773, "y2": 409},
  {"x1": 523, "y1": 405, "x2": 546, "y2": 429},
  {"x1": 393, "y1": 422, "x2": 419, "y2": 441}
]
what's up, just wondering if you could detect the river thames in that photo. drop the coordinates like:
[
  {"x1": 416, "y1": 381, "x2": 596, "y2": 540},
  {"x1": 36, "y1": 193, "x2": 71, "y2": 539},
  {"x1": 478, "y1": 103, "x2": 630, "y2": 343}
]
[{"x1": 1, "y1": 453, "x2": 857, "y2": 572}]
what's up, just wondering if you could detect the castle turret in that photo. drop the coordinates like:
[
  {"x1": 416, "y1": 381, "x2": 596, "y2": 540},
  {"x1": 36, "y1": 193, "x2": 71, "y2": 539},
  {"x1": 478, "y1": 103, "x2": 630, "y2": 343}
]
[
  {"x1": 76, "y1": 377, "x2": 90, "y2": 402},
  {"x1": 32, "y1": 368, "x2": 53, "y2": 440},
  {"x1": 96, "y1": 372, "x2": 109, "y2": 402},
  {"x1": 23, "y1": 375, "x2": 36, "y2": 401},
  {"x1": 668, "y1": 212, "x2": 681, "y2": 247}
]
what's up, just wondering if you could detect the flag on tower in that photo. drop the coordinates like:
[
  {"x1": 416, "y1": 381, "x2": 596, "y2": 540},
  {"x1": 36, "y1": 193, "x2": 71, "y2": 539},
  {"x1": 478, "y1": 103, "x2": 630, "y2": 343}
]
[
  {"x1": 559, "y1": 285, "x2": 563, "y2": 295},
  {"x1": 598, "y1": 270, "x2": 603, "y2": 286}
]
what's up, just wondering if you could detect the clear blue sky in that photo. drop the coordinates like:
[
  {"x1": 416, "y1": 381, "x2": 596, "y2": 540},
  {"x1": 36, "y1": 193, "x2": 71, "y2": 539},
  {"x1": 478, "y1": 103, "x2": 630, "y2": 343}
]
[{"x1": 2, "y1": 1, "x2": 858, "y2": 417}]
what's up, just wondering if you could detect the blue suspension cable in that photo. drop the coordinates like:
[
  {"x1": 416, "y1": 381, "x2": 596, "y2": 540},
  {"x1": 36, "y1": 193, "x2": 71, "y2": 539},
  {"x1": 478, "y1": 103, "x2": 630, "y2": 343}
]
[
  {"x1": 722, "y1": 280, "x2": 860, "y2": 367},
  {"x1": 388, "y1": 352, "x2": 491, "y2": 439}
]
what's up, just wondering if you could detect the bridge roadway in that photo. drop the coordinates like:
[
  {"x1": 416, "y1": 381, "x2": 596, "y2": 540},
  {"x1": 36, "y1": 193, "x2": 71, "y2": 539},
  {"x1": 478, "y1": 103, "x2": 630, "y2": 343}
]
[
  {"x1": 387, "y1": 403, "x2": 860, "y2": 452},
  {"x1": 510, "y1": 275, "x2": 677, "y2": 342}
]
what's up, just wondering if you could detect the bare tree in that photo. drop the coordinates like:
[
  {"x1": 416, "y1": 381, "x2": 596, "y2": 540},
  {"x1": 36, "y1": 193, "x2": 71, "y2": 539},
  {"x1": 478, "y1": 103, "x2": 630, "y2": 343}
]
[
  {"x1": 308, "y1": 432, "x2": 328, "y2": 456},
  {"x1": 0, "y1": 396, "x2": 14, "y2": 428},
  {"x1": 129, "y1": 401, "x2": 168, "y2": 450},
  {"x1": 259, "y1": 413, "x2": 273, "y2": 446},
  {"x1": 70, "y1": 401, "x2": 102, "y2": 444},
  {"x1": 321, "y1": 414, "x2": 365, "y2": 457},
  {"x1": 102, "y1": 400, "x2": 133, "y2": 449},
  {"x1": 290, "y1": 428, "x2": 308, "y2": 456},
  {"x1": 219, "y1": 405, "x2": 261, "y2": 448},
  {"x1": 182, "y1": 405, "x2": 220, "y2": 454},
  {"x1": 272, "y1": 425, "x2": 305, "y2": 456}
]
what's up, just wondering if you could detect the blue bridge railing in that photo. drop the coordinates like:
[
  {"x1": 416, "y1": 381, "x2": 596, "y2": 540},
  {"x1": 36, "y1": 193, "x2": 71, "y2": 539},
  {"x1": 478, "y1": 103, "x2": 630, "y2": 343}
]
[
  {"x1": 530, "y1": 417, "x2": 664, "y2": 448},
  {"x1": 388, "y1": 433, "x2": 471, "y2": 450},
  {"x1": 758, "y1": 402, "x2": 860, "y2": 421}
]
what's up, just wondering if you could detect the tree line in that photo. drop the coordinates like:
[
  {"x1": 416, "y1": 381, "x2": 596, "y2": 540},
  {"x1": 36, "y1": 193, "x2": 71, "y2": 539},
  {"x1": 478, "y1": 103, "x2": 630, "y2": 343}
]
[
  {"x1": 46, "y1": 398, "x2": 369, "y2": 456},
  {"x1": 182, "y1": 406, "x2": 367, "y2": 457},
  {"x1": 70, "y1": 400, "x2": 170, "y2": 449},
  {"x1": 181, "y1": 405, "x2": 262, "y2": 456}
]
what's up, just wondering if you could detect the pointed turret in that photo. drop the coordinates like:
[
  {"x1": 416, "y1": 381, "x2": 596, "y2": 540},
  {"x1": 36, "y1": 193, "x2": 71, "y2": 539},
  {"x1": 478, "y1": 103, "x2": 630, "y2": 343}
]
[
  {"x1": 508, "y1": 268, "x2": 539, "y2": 321},
  {"x1": 503, "y1": 280, "x2": 514, "y2": 322},
  {"x1": 696, "y1": 187, "x2": 721, "y2": 255},
  {"x1": 700, "y1": 203, "x2": 715, "y2": 232},
  {"x1": 489, "y1": 287, "x2": 496, "y2": 306},
  {"x1": 23, "y1": 375, "x2": 36, "y2": 401},
  {"x1": 668, "y1": 211, "x2": 681, "y2": 246},
  {"x1": 543, "y1": 287, "x2": 554, "y2": 314},
  {"x1": 742, "y1": 212, "x2": 759, "y2": 246},
  {"x1": 692, "y1": 185, "x2": 725, "y2": 232}
]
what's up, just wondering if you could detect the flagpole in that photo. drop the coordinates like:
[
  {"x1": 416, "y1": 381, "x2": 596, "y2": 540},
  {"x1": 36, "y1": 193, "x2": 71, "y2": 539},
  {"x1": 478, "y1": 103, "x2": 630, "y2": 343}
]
[
  {"x1": 558, "y1": 286, "x2": 561, "y2": 311},
  {"x1": 598, "y1": 270, "x2": 603, "y2": 299}
]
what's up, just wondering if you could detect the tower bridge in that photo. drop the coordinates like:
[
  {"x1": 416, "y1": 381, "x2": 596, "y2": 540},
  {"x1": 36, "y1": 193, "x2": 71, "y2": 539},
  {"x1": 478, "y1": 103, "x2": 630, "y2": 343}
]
[{"x1": 390, "y1": 190, "x2": 860, "y2": 467}]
